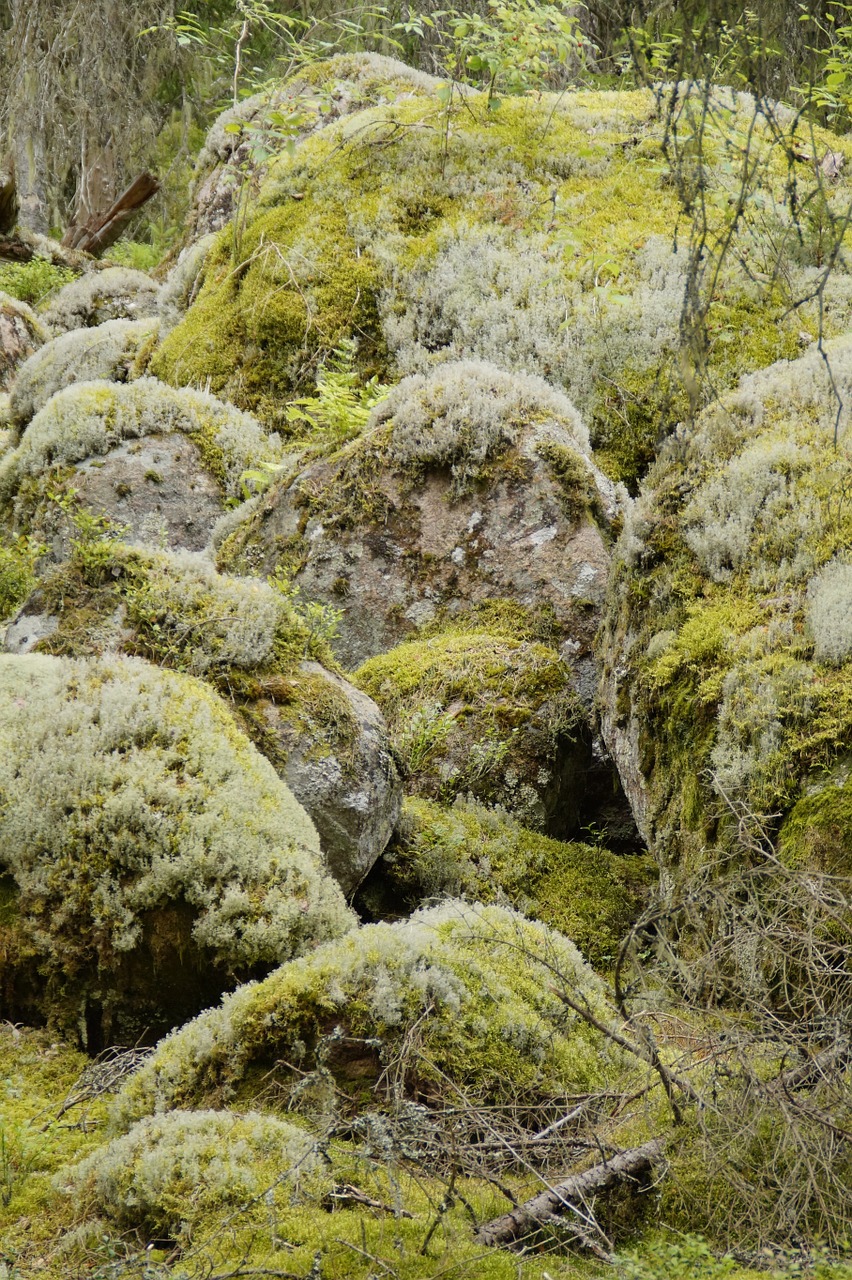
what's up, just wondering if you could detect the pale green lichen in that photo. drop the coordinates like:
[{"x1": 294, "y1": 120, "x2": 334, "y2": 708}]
[
  {"x1": 0, "y1": 376, "x2": 279, "y2": 505},
  {"x1": 112, "y1": 901, "x2": 622, "y2": 1129},
  {"x1": 9, "y1": 318, "x2": 160, "y2": 428},
  {"x1": 0, "y1": 652, "x2": 355, "y2": 1041}
]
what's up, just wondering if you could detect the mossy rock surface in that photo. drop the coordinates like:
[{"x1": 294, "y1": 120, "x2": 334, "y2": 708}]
[
  {"x1": 155, "y1": 74, "x2": 852, "y2": 484},
  {"x1": 0, "y1": 290, "x2": 46, "y2": 392},
  {"x1": 358, "y1": 796, "x2": 654, "y2": 967},
  {"x1": 0, "y1": 651, "x2": 354, "y2": 1044},
  {"x1": 598, "y1": 336, "x2": 852, "y2": 872},
  {"x1": 8, "y1": 317, "x2": 159, "y2": 428},
  {"x1": 217, "y1": 361, "x2": 618, "y2": 698},
  {"x1": 113, "y1": 901, "x2": 623, "y2": 1127},
  {"x1": 6, "y1": 546, "x2": 401, "y2": 895},
  {"x1": 354, "y1": 625, "x2": 587, "y2": 834}
]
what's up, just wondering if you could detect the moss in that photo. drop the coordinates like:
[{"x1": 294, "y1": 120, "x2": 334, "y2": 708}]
[
  {"x1": 112, "y1": 901, "x2": 624, "y2": 1130},
  {"x1": 354, "y1": 626, "x2": 585, "y2": 830},
  {"x1": 42, "y1": 267, "x2": 159, "y2": 333},
  {"x1": 0, "y1": 258, "x2": 77, "y2": 306},
  {"x1": 535, "y1": 437, "x2": 601, "y2": 522},
  {"x1": 0, "y1": 531, "x2": 43, "y2": 619},
  {"x1": 361, "y1": 796, "x2": 654, "y2": 967},
  {"x1": 0, "y1": 652, "x2": 354, "y2": 1043},
  {"x1": 778, "y1": 764, "x2": 852, "y2": 873}
]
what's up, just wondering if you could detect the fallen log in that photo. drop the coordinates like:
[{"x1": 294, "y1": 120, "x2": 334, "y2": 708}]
[
  {"x1": 62, "y1": 172, "x2": 160, "y2": 256},
  {"x1": 475, "y1": 1138, "x2": 665, "y2": 1250}
]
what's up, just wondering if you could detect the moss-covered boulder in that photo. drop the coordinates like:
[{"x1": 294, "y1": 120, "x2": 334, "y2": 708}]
[
  {"x1": 598, "y1": 335, "x2": 852, "y2": 872},
  {"x1": 0, "y1": 377, "x2": 277, "y2": 552},
  {"x1": 112, "y1": 901, "x2": 622, "y2": 1128},
  {"x1": 0, "y1": 652, "x2": 355, "y2": 1044},
  {"x1": 0, "y1": 290, "x2": 46, "y2": 391},
  {"x1": 190, "y1": 53, "x2": 441, "y2": 239},
  {"x1": 42, "y1": 266, "x2": 159, "y2": 334},
  {"x1": 218, "y1": 361, "x2": 618, "y2": 695},
  {"x1": 152, "y1": 74, "x2": 852, "y2": 484},
  {"x1": 358, "y1": 797, "x2": 654, "y2": 967},
  {"x1": 4, "y1": 545, "x2": 402, "y2": 895},
  {"x1": 8, "y1": 317, "x2": 159, "y2": 428},
  {"x1": 354, "y1": 621, "x2": 588, "y2": 833}
]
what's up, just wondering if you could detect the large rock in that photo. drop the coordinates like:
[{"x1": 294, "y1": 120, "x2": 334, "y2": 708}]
[
  {"x1": 0, "y1": 377, "x2": 277, "y2": 553},
  {"x1": 218, "y1": 361, "x2": 620, "y2": 705},
  {"x1": 4, "y1": 545, "x2": 402, "y2": 895},
  {"x1": 0, "y1": 652, "x2": 354, "y2": 1045},
  {"x1": 0, "y1": 291, "x2": 45, "y2": 391},
  {"x1": 598, "y1": 335, "x2": 852, "y2": 872},
  {"x1": 152, "y1": 74, "x2": 852, "y2": 483}
]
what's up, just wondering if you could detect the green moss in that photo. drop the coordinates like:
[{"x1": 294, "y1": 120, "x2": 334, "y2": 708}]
[
  {"x1": 363, "y1": 796, "x2": 654, "y2": 967},
  {"x1": 778, "y1": 763, "x2": 852, "y2": 873},
  {"x1": 354, "y1": 626, "x2": 584, "y2": 828},
  {"x1": 0, "y1": 532, "x2": 43, "y2": 619},
  {"x1": 0, "y1": 259, "x2": 77, "y2": 306},
  {"x1": 535, "y1": 437, "x2": 600, "y2": 522}
]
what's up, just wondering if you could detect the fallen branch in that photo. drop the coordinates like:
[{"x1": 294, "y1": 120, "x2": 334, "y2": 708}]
[
  {"x1": 0, "y1": 168, "x2": 16, "y2": 235},
  {"x1": 475, "y1": 1138, "x2": 665, "y2": 1250},
  {"x1": 62, "y1": 172, "x2": 160, "y2": 256}
]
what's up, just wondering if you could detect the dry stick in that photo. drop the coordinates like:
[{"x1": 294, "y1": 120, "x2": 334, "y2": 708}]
[
  {"x1": 475, "y1": 1139, "x2": 665, "y2": 1250},
  {"x1": 62, "y1": 172, "x2": 160, "y2": 255}
]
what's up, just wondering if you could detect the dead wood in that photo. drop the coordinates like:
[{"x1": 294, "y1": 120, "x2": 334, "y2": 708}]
[
  {"x1": 0, "y1": 169, "x2": 17, "y2": 235},
  {"x1": 62, "y1": 172, "x2": 160, "y2": 256},
  {"x1": 475, "y1": 1138, "x2": 665, "y2": 1250}
]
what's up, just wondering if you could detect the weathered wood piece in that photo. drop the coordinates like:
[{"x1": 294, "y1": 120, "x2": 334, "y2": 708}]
[
  {"x1": 0, "y1": 168, "x2": 17, "y2": 235},
  {"x1": 475, "y1": 1138, "x2": 665, "y2": 1249},
  {"x1": 62, "y1": 172, "x2": 160, "y2": 256}
]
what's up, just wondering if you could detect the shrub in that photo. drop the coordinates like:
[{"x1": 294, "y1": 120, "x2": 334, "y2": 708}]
[{"x1": 0, "y1": 259, "x2": 77, "y2": 306}]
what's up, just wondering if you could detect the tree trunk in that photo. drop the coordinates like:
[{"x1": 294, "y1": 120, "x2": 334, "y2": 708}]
[
  {"x1": 0, "y1": 167, "x2": 17, "y2": 234},
  {"x1": 62, "y1": 172, "x2": 160, "y2": 256}
]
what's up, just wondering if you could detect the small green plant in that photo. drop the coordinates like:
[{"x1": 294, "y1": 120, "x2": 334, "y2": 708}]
[
  {"x1": 284, "y1": 339, "x2": 388, "y2": 448},
  {"x1": 616, "y1": 1234, "x2": 738, "y2": 1280},
  {"x1": 0, "y1": 1121, "x2": 44, "y2": 1207},
  {"x1": 0, "y1": 533, "x2": 44, "y2": 619},
  {"x1": 48, "y1": 488, "x2": 128, "y2": 584},
  {"x1": 270, "y1": 568, "x2": 343, "y2": 652},
  {"x1": 0, "y1": 258, "x2": 77, "y2": 306},
  {"x1": 395, "y1": 700, "x2": 457, "y2": 777}
]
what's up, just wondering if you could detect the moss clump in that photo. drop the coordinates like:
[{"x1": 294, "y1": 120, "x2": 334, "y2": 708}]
[
  {"x1": 0, "y1": 531, "x2": 43, "y2": 619},
  {"x1": 598, "y1": 334, "x2": 852, "y2": 870},
  {"x1": 42, "y1": 266, "x2": 159, "y2": 333},
  {"x1": 354, "y1": 626, "x2": 585, "y2": 831},
  {"x1": 113, "y1": 901, "x2": 622, "y2": 1128},
  {"x1": 9, "y1": 317, "x2": 160, "y2": 428},
  {"x1": 60, "y1": 1110, "x2": 324, "y2": 1240},
  {"x1": 0, "y1": 376, "x2": 278, "y2": 509},
  {"x1": 0, "y1": 652, "x2": 354, "y2": 1043},
  {"x1": 360, "y1": 796, "x2": 654, "y2": 966}
]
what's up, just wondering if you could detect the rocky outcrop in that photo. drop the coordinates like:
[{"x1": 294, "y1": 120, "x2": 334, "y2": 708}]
[
  {"x1": 42, "y1": 266, "x2": 159, "y2": 333},
  {"x1": 0, "y1": 291, "x2": 45, "y2": 391}
]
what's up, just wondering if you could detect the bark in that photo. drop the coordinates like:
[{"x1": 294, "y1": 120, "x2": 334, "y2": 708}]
[
  {"x1": 62, "y1": 172, "x2": 160, "y2": 256},
  {"x1": 0, "y1": 167, "x2": 17, "y2": 234},
  {"x1": 475, "y1": 1138, "x2": 665, "y2": 1249}
]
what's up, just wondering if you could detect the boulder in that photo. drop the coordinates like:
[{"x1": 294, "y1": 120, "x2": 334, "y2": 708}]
[
  {"x1": 0, "y1": 291, "x2": 45, "y2": 391},
  {"x1": 41, "y1": 266, "x2": 159, "y2": 334},
  {"x1": 0, "y1": 652, "x2": 354, "y2": 1045},
  {"x1": 5, "y1": 545, "x2": 402, "y2": 895},
  {"x1": 597, "y1": 335, "x2": 852, "y2": 872},
  {"x1": 218, "y1": 361, "x2": 620, "y2": 705},
  {"x1": 0, "y1": 377, "x2": 277, "y2": 553}
]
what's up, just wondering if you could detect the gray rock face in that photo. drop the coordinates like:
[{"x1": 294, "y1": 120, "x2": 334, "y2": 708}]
[
  {"x1": 221, "y1": 428, "x2": 617, "y2": 708},
  {"x1": 71, "y1": 434, "x2": 225, "y2": 552},
  {"x1": 244, "y1": 661, "x2": 402, "y2": 897},
  {"x1": 0, "y1": 292, "x2": 44, "y2": 391}
]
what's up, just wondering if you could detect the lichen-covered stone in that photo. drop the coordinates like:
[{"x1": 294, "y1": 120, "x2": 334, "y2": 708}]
[
  {"x1": 0, "y1": 290, "x2": 46, "y2": 391},
  {"x1": 153, "y1": 73, "x2": 852, "y2": 483},
  {"x1": 354, "y1": 623, "x2": 587, "y2": 833},
  {"x1": 5, "y1": 546, "x2": 401, "y2": 895},
  {"x1": 0, "y1": 651, "x2": 355, "y2": 1044},
  {"x1": 218, "y1": 361, "x2": 619, "y2": 705},
  {"x1": 598, "y1": 335, "x2": 852, "y2": 872},
  {"x1": 9, "y1": 318, "x2": 159, "y2": 428},
  {"x1": 112, "y1": 901, "x2": 622, "y2": 1128},
  {"x1": 42, "y1": 267, "x2": 160, "y2": 334},
  {"x1": 0, "y1": 377, "x2": 279, "y2": 552}
]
